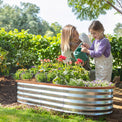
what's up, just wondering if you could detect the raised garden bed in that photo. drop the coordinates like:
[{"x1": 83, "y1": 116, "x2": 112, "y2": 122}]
[{"x1": 16, "y1": 80, "x2": 114, "y2": 116}]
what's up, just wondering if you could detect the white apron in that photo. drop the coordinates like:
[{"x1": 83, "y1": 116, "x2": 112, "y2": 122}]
[{"x1": 94, "y1": 40, "x2": 113, "y2": 81}]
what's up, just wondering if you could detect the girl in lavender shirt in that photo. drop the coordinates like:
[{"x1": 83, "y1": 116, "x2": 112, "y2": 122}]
[{"x1": 81, "y1": 20, "x2": 113, "y2": 81}]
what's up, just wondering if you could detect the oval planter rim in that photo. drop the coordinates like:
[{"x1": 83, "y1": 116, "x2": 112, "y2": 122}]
[{"x1": 16, "y1": 80, "x2": 115, "y2": 89}]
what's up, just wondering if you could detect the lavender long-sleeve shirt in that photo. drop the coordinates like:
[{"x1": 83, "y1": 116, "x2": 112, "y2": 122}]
[{"x1": 89, "y1": 38, "x2": 111, "y2": 58}]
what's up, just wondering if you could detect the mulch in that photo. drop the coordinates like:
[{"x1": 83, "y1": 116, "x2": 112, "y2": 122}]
[{"x1": 0, "y1": 77, "x2": 122, "y2": 122}]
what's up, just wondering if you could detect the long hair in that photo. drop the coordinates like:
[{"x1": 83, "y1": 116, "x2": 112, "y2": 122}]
[{"x1": 61, "y1": 24, "x2": 76, "y2": 52}]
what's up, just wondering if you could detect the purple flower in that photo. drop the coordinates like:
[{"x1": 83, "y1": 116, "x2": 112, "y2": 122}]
[
  {"x1": 109, "y1": 82, "x2": 112, "y2": 86},
  {"x1": 32, "y1": 66, "x2": 35, "y2": 68}
]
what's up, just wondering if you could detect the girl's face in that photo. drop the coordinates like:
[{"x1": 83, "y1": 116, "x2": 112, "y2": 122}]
[{"x1": 90, "y1": 29, "x2": 104, "y2": 40}]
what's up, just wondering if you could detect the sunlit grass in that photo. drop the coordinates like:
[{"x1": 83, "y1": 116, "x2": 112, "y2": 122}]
[{"x1": 0, "y1": 105, "x2": 106, "y2": 122}]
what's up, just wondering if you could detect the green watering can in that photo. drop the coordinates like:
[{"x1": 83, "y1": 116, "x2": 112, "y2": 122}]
[{"x1": 71, "y1": 43, "x2": 88, "y2": 63}]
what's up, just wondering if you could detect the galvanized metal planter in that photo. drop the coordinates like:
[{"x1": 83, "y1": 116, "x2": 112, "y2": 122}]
[{"x1": 17, "y1": 80, "x2": 114, "y2": 115}]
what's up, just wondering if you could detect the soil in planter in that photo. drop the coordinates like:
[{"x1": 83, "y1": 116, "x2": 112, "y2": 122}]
[{"x1": 0, "y1": 77, "x2": 122, "y2": 122}]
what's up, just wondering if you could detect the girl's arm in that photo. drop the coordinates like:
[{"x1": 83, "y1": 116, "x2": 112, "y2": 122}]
[
  {"x1": 89, "y1": 40, "x2": 95, "y2": 50},
  {"x1": 89, "y1": 39, "x2": 110, "y2": 58},
  {"x1": 82, "y1": 39, "x2": 110, "y2": 58}
]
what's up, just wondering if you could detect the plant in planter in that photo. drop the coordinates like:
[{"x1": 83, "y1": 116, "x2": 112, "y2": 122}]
[
  {"x1": 28, "y1": 66, "x2": 39, "y2": 78},
  {"x1": 47, "y1": 71, "x2": 56, "y2": 82},
  {"x1": 15, "y1": 55, "x2": 115, "y2": 87},
  {"x1": 35, "y1": 72, "x2": 47, "y2": 82},
  {"x1": 67, "y1": 78, "x2": 84, "y2": 86},
  {"x1": 20, "y1": 72, "x2": 33, "y2": 80},
  {"x1": 83, "y1": 80, "x2": 115, "y2": 87},
  {"x1": 51, "y1": 56, "x2": 90, "y2": 86},
  {"x1": 14, "y1": 68, "x2": 27, "y2": 80}
]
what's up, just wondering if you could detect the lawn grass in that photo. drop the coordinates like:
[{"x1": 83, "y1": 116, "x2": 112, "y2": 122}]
[{"x1": 0, "y1": 105, "x2": 106, "y2": 122}]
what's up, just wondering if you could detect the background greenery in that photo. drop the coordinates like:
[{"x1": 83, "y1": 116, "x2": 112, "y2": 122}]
[
  {"x1": 0, "y1": 28, "x2": 121, "y2": 79},
  {"x1": 67, "y1": 0, "x2": 122, "y2": 20},
  {"x1": 0, "y1": 0, "x2": 62, "y2": 36},
  {"x1": 0, "y1": 0, "x2": 121, "y2": 79},
  {"x1": 0, "y1": 28, "x2": 61, "y2": 75}
]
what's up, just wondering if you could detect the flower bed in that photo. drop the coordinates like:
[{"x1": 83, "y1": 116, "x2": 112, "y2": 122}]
[
  {"x1": 15, "y1": 56, "x2": 115, "y2": 115},
  {"x1": 14, "y1": 56, "x2": 114, "y2": 87}
]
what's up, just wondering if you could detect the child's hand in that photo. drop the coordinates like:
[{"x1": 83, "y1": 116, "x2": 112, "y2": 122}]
[
  {"x1": 81, "y1": 46, "x2": 90, "y2": 54},
  {"x1": 81, "y1": 46, "x2": 87, "y2": 52},
  {"x1": 82, "y1": 43, "x2": 90, "y2": 49}
]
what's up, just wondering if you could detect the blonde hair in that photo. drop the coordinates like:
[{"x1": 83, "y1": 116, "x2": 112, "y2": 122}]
[{"x1": 61, "y1": 24, "x2": 76, "y2": 52}]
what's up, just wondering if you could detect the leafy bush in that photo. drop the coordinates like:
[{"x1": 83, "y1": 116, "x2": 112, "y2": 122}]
[
  {"x1": 29, "y1": 66, "x2": 39, "y2": 77},
  {"x1": 0, "y1": 28, "x2": 121, "y2": 79},
  {"x1": 110, "y1": 36, "x2": 122, "y2": 69},
  {"x1": 47, "y1": 72, "x2": 56, "y2": 82},
  {"x1": 35, "y1": 72, "x2": 47, "y2": 82},
  {"x1": 68, "y1": 78, "x2": 84, "y2": 86},
  {"x1": 0, "y1": 28, "x2": 61, "y2": 75},
  {"x1": 0, "y1": 47, "x2": 9, "y2": 75},
  {"x1": 14, "y1": 68, "x2": 27, "y2": 80},
  {"x1": 107, "y1": 35, "x2": 122, "y2": 80},
  {"x1": 20, "y1": 72, "x2": 33, "y2": 80}
]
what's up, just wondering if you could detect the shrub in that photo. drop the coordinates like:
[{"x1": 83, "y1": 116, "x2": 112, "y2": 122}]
[
  {"x1": 14, "y1": 68, "x2": 27, "y2": 80},
  {"x1": 20, "y1": 72, "x2": 33, "y2": 80},
  {"x1": 0, "y1": 47, "x2": 9, "y2": 75},
  {"x1": 47, "y1": 71, "x2": 56, "y2": 82},
  {"x1": 0, "y1": 28, "x2": 61, "y2": 76},
  {"x1": 35, "y1": 72, "x2": 47, "y2": 82}
]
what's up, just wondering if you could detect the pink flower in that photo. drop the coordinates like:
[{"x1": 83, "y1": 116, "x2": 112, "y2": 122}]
[
  {"x1": 75, "y1": 61, "x2": 80, "y2": 65},
  {"x1": 40, "y1": 59, "x2": 43, "y2": 62},
  {"x1": 57, "y1": 58, "x2": 63, "y2": 62},
  {"x1": 69, "y1": 61, "x2": 72, "y2": 65},
  {"x1": 44, "y1": 59, "x2": 47, "y2": 62},
  {"x1": 59, "y1": 55, "x2": 63, "y2": 59},
  {"x1": 58, "y1": 55, "x2": 67, "y2": 60},
  {"x1": 77, "y1": 59, "x2": 83, "y2": 63},
  {"x1": 47, "y1": 59, "x2": 51, "y2": 62}
]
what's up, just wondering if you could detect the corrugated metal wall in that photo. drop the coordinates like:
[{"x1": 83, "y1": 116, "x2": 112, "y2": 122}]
[{"x1": 17, "y1": 82, "x2": 113, "y2": 115}]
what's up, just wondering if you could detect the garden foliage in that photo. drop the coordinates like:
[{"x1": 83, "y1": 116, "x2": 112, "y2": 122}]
[
  {"x1": 107, "y1": 35, "x2": 122, "y2": 78},
  {"x1": 0, "y1": 28, "x2": 61, "y2": 75},
  {"x1": 0, "y1": 28, "x2": 121, "y2": 78},
  {"x1": 14, "y1": 56, "x2": 114, "y2": 87}
]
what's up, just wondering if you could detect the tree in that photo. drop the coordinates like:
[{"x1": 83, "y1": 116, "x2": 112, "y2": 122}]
[
  {"x1": 0, "y1": 1, "x2": 50, "y2": 35},
  {"x1": 50, "y1": 22, "x2": 62, "y2": 36},
  {"x1": 40, "y1": 20, "x2": 50, "y2": 36},
  {"x1": 114, "y1": 23, "x2": 122, "y2": 37},
  {"x1": 67, "y1": 0, "x2": 122, "y2": 20},
  {"x1": 0, "y1": 0, "x2": 3, "y2": 5},
  {"x1": 0, "y1": 1, "x2": 62, "y2": 36},
  {"x1": 45, "y1": 31, "x2": 54, "y2": 37},
  {"x1": 0, "y1": 5, "x2": 22, "y2": 31},
  {"x1": 45, "y1": 22, "x2": 62, "y2": 37}
]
